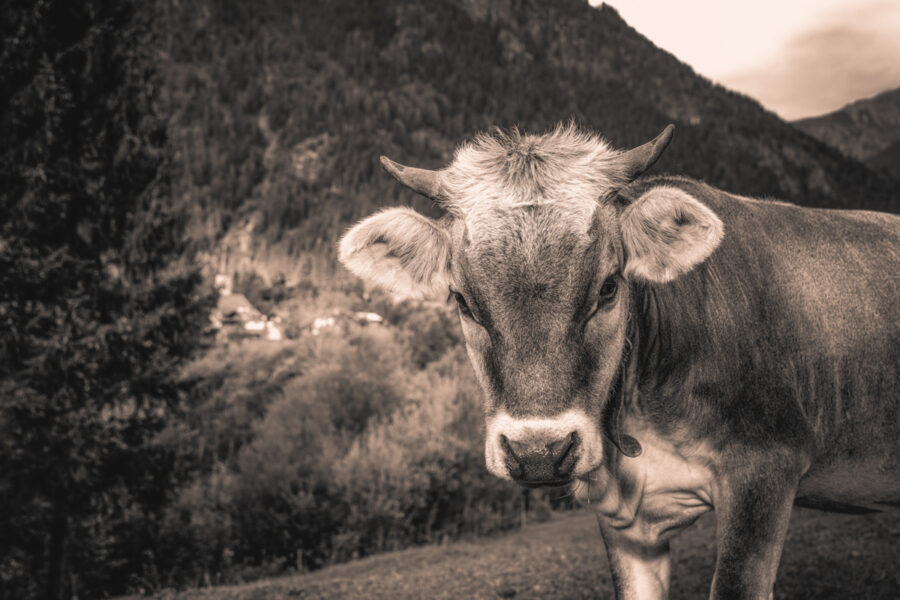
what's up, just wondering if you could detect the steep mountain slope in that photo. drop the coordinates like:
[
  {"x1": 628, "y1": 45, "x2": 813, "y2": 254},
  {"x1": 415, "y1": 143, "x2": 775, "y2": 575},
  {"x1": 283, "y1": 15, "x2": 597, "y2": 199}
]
[
  {"x1": 794, "y1": 87, "x2": 900, "y2": 179},
  {"x1": 871, "y1": 140, "x2": 900, "y2": 178},
  {"x1": 160, "y1": 0, "x2": 900, "y2": 285}
]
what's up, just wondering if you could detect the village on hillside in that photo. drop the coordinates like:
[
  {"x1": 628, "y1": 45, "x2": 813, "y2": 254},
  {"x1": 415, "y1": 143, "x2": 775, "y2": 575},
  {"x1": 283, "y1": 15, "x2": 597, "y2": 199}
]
[{"x1": 208, "y1": 273, "x2": 384, "y2": 343}]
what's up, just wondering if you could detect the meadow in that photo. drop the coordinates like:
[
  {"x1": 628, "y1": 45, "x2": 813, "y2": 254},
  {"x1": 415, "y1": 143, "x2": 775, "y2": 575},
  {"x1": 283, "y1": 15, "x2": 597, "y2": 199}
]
[{"x1": 126, "y1": 508, "x2": 900, "y2": 599}]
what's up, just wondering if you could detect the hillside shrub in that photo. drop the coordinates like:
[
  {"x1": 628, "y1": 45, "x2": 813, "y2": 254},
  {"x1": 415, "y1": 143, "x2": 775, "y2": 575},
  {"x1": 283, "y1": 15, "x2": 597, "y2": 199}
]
[
  {"x1": 403, "y1": 305, "x2": 463, "y2": 368},
  {"x1": 330, "y1": 365, "x2": 519, "y2": 562},
  {"x1": 149, "y1": 299, "x2": 530, "y2": 588}
]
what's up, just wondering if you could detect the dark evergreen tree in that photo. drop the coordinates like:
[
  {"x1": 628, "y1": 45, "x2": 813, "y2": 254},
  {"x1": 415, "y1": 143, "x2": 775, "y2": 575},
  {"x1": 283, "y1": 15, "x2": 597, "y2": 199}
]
[{"x1": 0, "y1": 1, "x2": 214, "y2": 597}]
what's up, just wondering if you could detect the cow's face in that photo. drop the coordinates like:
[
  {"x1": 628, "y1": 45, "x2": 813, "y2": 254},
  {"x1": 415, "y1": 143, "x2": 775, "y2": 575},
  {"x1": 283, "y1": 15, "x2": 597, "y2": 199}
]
[{"x1": 339, "y1": 125, "x2": 722, "y2": 486}]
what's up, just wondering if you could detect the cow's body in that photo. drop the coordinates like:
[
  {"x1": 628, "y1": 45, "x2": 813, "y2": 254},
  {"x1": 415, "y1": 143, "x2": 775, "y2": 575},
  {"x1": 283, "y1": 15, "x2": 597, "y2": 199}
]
[
  {"x1": 612, "y1": 175, "x2": 900, "y2": 513},
  {"x1": 338, "y1": 124, "x2": 899, "y2": 599},
  {"x1": 579, "y1": 175, "x2": 900, "y2": 597}
]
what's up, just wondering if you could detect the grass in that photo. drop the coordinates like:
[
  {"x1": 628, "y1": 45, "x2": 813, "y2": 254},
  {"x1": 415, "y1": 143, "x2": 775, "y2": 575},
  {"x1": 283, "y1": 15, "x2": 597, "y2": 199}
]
[{"x1": 132, "y1": 506, "x2": 899, "y2": 599}]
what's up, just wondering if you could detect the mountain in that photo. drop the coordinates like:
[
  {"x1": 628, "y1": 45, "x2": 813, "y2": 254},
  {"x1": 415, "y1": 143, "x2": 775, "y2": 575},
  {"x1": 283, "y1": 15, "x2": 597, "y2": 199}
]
[
  {"x1": 870, "y1": 139, "x2": 900, "y2": 178},
  {"x1": 794, "y1": 88, "x2": 900, "y2": 180},
  {"x1": 159, "y1": 0, "x2": 900, "y2": 287}
]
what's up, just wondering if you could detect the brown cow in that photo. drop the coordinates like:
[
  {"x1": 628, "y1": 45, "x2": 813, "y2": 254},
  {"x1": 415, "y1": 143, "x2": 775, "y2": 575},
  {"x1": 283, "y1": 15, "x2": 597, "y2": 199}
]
[{"x1": 339, "y1": 124, "x2": 900, "y2": 599}]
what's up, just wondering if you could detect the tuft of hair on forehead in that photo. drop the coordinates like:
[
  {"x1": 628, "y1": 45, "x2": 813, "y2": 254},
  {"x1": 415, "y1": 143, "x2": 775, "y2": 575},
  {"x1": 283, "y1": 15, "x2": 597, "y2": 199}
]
[{"x1": 439, "y1": 122, "x2": 627, "y2": 219}]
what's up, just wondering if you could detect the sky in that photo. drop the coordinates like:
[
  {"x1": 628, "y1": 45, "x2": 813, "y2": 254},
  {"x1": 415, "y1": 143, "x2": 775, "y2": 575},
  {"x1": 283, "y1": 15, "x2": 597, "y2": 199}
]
[{"x1": 590, "y1": 0, "x2": 900, "y2": 120}]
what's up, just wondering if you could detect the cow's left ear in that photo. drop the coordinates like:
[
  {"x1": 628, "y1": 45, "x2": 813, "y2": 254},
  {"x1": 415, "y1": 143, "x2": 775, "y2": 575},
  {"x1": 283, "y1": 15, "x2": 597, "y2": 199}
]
[{"x1": 619, "y1": 186, "x2": 724, "y2": 282}]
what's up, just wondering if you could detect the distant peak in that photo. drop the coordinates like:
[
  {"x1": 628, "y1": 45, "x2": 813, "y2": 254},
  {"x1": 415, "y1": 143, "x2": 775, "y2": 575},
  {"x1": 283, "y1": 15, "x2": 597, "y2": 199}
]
[{"x1": 594, "y1": 2, "x2": 622, "y2": 19}]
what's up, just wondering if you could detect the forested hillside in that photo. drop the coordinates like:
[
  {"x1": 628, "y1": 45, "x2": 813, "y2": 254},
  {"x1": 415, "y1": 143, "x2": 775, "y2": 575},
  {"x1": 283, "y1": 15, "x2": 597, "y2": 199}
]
[
  {"x1": 794, "y1": 87, "x2": 900, "y2": 180},
  {"x1": 159, "y1": 0, "x2": 900, "y2": 287}
]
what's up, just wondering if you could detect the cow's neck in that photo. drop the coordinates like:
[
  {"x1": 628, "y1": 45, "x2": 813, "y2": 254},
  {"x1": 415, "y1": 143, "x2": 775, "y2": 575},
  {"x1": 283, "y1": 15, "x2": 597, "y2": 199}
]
[
  {"x1": 601, "y1": 310, "x2": 642, "y2": 457},
  {"x1": 624, "y1": 278, "x2": 713, "y2": 434},
  {"x1": 584, "y1": 284, "x2": 719, "y2": 540}
]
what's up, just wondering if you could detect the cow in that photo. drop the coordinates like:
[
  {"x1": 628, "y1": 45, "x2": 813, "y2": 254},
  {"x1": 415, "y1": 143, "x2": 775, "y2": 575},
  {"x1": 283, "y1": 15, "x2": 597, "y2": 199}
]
[{"x1": 337, "y1": 123, "x2": 900, "y2": 599}]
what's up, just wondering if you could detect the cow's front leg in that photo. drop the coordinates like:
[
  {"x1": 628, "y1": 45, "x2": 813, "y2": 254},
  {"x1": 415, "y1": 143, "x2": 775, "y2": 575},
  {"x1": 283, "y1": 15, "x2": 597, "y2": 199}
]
[
  {"x1": 598, "y1": 518, "x2": 672, "y2": 600},
  {"x1": 709, "y1": 456, "x2": 805, "y2": 600}
]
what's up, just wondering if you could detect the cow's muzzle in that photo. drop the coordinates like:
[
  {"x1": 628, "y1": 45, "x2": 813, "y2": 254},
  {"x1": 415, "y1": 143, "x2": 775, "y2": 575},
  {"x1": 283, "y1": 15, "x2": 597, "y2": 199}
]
[
  {"x1": 485, "y1": 409, "x2": 605, "y2": 482},
  {"x1": 499, "y1": 430, "x2": 580, "y2": 486}
]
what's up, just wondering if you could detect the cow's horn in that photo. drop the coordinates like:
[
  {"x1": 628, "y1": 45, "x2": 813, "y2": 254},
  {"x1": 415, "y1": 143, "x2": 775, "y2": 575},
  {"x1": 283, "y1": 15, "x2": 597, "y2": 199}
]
[
  {"x1": 380, "y1": 156, "x2": 445, "y2": 201},
  {"x1": 618, "y1": 124, "x2": 675, "y2": 183}
]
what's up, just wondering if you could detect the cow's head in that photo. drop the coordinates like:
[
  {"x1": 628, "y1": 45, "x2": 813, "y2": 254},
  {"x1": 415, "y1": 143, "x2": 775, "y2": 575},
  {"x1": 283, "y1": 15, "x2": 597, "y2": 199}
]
[{"x1": 339, "y1": 124, "x2": 723, "y2": 486}]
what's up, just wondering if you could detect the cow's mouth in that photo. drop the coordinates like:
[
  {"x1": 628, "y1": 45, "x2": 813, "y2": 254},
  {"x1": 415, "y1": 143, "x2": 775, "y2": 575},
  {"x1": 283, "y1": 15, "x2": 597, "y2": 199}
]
[{"x1": 516, "y1": 478, "x2": 573, "y2": 489}]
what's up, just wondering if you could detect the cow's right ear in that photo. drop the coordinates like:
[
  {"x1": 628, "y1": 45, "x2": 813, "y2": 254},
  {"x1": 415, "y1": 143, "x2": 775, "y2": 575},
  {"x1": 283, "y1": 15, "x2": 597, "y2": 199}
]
[
  {"x1": 338, "y1": 207, "x2": 451, "y2": 299},
  {"x1": 619, "y1": 186, "x2": 723, "y2": 283}
]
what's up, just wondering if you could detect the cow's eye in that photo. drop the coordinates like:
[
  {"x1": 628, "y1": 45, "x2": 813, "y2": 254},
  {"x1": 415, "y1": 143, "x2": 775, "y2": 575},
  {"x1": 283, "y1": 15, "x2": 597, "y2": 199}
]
[
  {"x1": 599, "y1": 276, "x2": 618, "y2": 300},
  {"x1": 590, "y1": 275, "x2": 619, "y2": 316},
  {"x1": 450, "y1": 289, "x2": 476, "y2": 321},
  {"x1": 586, "y1": 275, "x2": 619, "y2": 323}
]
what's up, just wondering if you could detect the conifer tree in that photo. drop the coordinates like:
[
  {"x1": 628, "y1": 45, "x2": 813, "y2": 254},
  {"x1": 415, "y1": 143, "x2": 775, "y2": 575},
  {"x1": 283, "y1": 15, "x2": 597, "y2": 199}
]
[{"x1": 0, "y1": 2, "x2": 214, "y2": 597}]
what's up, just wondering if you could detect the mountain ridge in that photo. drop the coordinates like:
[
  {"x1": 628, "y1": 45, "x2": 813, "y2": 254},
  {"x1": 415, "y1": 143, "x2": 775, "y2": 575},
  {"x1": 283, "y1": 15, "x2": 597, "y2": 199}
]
[
  {"x1": 794, "y1": 87, "x2": 900, "y2": 180},
  {"x1": 160, "y1": 0, "x2": 899, "y2": 286}
]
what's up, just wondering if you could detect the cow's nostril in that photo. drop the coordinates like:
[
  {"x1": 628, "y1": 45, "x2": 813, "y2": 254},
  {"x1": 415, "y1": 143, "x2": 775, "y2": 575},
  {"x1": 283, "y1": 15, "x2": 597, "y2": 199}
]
[
  {"x1": 552, "y1": 431, "x2": 580, "y2": 477},
  {"x1": 499, "y1": 434, "x2": 524, "y2": 479}
]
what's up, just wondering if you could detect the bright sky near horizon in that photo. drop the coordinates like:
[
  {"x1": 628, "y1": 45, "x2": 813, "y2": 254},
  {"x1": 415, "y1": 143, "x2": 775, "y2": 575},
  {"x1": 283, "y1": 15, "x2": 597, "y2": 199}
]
[{"x1": 590, "y1": 0, "x2": 900, "y2": 120}]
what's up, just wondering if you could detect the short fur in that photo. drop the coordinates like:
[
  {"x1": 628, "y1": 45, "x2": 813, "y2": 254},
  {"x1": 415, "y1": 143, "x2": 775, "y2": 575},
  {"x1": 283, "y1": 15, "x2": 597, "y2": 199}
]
[{"x1": 441, "y1": 123, "x2": 625, "y2": 242}]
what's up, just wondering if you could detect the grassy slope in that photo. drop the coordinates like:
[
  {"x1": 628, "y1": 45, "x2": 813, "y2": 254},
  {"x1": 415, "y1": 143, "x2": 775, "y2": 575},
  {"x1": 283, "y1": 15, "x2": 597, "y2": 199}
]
[{"x1": 138, "y1": 508, "x2": 899, "y2": 599}]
